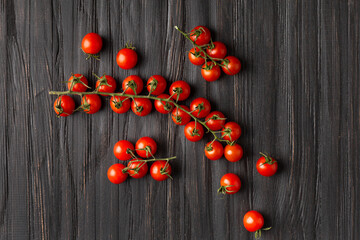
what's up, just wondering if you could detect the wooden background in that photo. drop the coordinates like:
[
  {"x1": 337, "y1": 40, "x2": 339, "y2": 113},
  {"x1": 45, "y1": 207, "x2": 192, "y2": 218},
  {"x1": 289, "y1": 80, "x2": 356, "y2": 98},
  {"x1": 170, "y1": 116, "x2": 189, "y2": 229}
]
[{"x1": 0, "y1": 0, "x2": 359, "y2": 239}]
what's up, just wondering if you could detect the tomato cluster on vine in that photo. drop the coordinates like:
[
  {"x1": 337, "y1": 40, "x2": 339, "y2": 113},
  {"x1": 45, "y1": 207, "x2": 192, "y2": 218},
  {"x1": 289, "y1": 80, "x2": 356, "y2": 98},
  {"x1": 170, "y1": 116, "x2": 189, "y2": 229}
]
[{"x1": 175, "y1": 26, "x2": 242, "y2": 82}]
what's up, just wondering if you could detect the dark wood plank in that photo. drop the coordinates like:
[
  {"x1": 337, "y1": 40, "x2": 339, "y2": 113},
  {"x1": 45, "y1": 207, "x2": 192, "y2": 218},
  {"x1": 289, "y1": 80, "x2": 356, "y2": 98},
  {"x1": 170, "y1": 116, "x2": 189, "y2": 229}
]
[{"x1": 0, "y1": 0, "x2": 359, "y2": 239}]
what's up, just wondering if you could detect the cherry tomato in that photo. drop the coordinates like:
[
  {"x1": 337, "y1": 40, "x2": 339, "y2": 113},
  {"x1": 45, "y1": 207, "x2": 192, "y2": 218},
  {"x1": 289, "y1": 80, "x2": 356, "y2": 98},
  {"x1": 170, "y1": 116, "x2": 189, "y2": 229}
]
[
  {"x1": 190, "y1": 97, "x2": 211, "y2": 118},
  {"x1": 171, "y1": 105, "x2": 191, "y2": 125},
  {"x1": 169, "y1": 80, "x2": 191, "y2": 101},
  {"x1": 190, "y1": 26, "x2": 211, "y2": 46},
  {"x1": 95, "y1": 75, "x2": 117, "y2": 95},
  {"x1": 127, "y1": 160, "x2": 148, "y2": 179},
  {"x1": 206, "y1": 41, "x2": 227, "y2": 59},
  {"x1": 107, "y1": 163, "x2": 128, "y2": 184},
  {"x1": 113, "y1": 140, "x2": 135, "y2": 161},
  {"x1": 221, "y1": 122, "x2": 242, "y2": 141},
  {"x1": 116, "y1": 48, "x2": 138, "y2": 69},
  {"x1": 224, "y1": 144, "x2": 243, "y2": 162},
  {"x1": 204, "y1": 141, "x2": 224, "y2": 160},
  {"x1": 201, "y1": 62, "x2": 221, "y2": 82},
  {"x1": 67, "y1": 74, "x2": 88, "y2": 92},
  {"x1": 110, "y1": 96, "x2": 131, "y2": 114},
  {"x1": 131, "y1": 98, "x2": 152, "y2": 116},
  {"x1": 81, "y1": 32, "x2": 102, "y2": 54},
  {"x1": 205, "y1": 111, "x2": 226, "y2": 130},
  {"x1": 154, "y1": 94, "x2": 174, "y2": 114},
  {"x1": 222, "y1": 56, "x2": 241, "y2": 75},
  {"x1": 135, "y1": 137, "x2": 157, "y2": 158},
  {"x1": 243, "y1": 210, "x2": 264, "y2": 232},
  {"x1": 188, "y1": 47, "x2": 205, "y2": 65},
  {"x1": 184, "y1": 121, "x2": 204, "y2": 142},
  {"x1": 53, "y1": 95, "x2": 75, "y2": 117},
  {"x1": 218, "y1": 173, "x2": 241, "y2": 195},
  {"x1": 256, "y1": 152, "x2": 278, "y2": 177},
  {"x1": 147, "y1": 75, "x2": 167, "y2": 95},
  {"x1": 81, "y1": 94, "x2": 101, "y2": 114},
  {"x1": 122, "y1": 75, "x2": 144, "y2": 95},
  {"x1": 150, "y1": 161, "x2": 172, "y2": 181}
]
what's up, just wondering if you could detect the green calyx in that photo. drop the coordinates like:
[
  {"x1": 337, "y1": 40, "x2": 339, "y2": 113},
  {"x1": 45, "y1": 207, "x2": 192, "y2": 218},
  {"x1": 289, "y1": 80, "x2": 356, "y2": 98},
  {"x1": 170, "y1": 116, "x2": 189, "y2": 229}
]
[
  {"x1": 259, "y1": 152, "x2": 275, "y2": 165},
  {"x1": 217, "y1": 185, "x2": 235, "y2": 195},
  {"x1": 125, "y1": 41, "x2": 136, "y2": 50},
  {"x1": 126, "y1": 80, "x2": 138, "y2": 95}
]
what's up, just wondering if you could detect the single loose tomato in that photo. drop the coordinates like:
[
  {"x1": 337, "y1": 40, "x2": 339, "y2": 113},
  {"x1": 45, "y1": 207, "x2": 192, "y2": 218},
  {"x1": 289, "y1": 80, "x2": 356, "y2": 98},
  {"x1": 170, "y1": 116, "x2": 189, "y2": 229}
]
[
  {"x1": 67, "y1": 74, "x2": 88, "y2": 92},
  {"x1": 113, "y1": 140, "x2": 135, "y2": 161},
  {"x1": 116, "y1": 47, "x2": 138, "y2": 69},
  {"x1": 81, "y1": 32, "x2": 102, "y2": 55},
  {"x1": 205, "y1": 111, "x2": 226, "y2": 130},
  {"x1": 53, "y1": 95, "x2": 75, "y2": 117},
  {"x1": 188, "y1": 47, "x2": 205, "y2": 65},
  {"x1": 222, "y1": 56, "x2": 241, "y2": 75},
  {"x1": 243, "y1": 210, "x2": 264, "y2": 232},
  {"x1": 122, "y1": 75, "x2": 144, "y2": 95},
  {"x1": 95, "y1": 74, "x2": 117, "y2": 95},
  {"x1": 224, "y1": 144, "x2": 243, "y2": 162},
  {"x1": 147, "y1": 75, "x2": 167, "y2": 95},
  {"x1": 154, "y1": 94, "x2": 174, "y2": 114},
  {"x1": 110, "y1": 96, "x2": 131, "y2": 114},
  {"x1": 204, "y1": 141, "x2": 224, "y2": 160},
  {"x1": 256, "y1": 152, "x2": 278, "y2": 177},
  {"x1": 107, "y1": 163, "x2": 128, "y2": 184},
  {"x1": 171, "y1": 105, "x2": 191, "y2": 125},
  {"x1": 150, "y1": 161, "x2": 172, "y2": 181},
  {"x1": 190, "y1": 97, "x2": 211, "y2": 118},
  {"x1": 131, "y1": 98, "x2": 152, "y2": 116},
  {"x1": 201, "y1": 62, "x2": 221, "y2": 82},
  {"x1": 184, "y1": 121, "x2": 204, "y2": 142},
  {"x1": 169, "y1": 80, "x2": 191, "y2": 101},
  {"x1": 206, "y1": 41, "x2": 227, "y2": 59},
  {"x1": 81, "y1": 94, "x2": 101, "y2": 114},
  {"x1": 127, "y1": 160, "x2": 148, "y2": 179},
  {"x1": 221, "y1": 122, "x2": 242, "y2": 141},
  {"x1": 135, "y1": 137, "x2": 157, "y2": 158},
  {"x1": 218, "y1": 173, "x2": 241, "y2": 195},
  {"x1": 190, "y1": 26, "x2": 211, "y2": 46}
]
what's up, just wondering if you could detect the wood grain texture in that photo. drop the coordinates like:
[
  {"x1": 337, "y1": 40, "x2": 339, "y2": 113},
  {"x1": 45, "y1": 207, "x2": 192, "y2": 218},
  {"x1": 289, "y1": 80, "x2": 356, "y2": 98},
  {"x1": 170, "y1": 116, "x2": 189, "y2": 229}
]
[{"x1": 0, "y1": 0, "x2": 359, "y2": 239}]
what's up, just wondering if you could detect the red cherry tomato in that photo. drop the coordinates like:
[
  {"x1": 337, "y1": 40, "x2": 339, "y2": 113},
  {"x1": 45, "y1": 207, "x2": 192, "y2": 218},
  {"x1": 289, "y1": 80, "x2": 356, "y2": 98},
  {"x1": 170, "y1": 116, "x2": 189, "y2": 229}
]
[
  {"x1": 206, "y1": 41, "x2": 227, "y2": 59},
  {"x1": 53, "y1": 95, "x2": 75, "y2": 117},
  {"x1": 256, "y1": 152, "x2": 278, "y2": 177},
  {"x1": 190, "y1": 97, "x2": 211, "y2": 118},
  {"x1": 243, "y1": 210, "x2": 265, "y2": 232},
  {"x1": 190, "y1": 26, "x2": 211, "y2": 46},
  {"x1": 169, "y1": 80, "x2": 191, "y2": 101},
  {"x1": 222, "y1": 56, "x2": 241, "y2": 75},
  {"x1": 221, "y1": 122, "x2": 242, "y2": 141},
  {"x1": 113, "y1": 140, "x2": 135, "y2": 161},
  {"x1": 204, "y1": 141, "x2": 224, "y2": 160},
  {"x1": 110, "y1": 96, "x2": 131, "y2": 114},
  {"x1": 81, "y1": 33, "x2": 102, "y2": 54},
  {"x1": 127, "y1": 160, "x2": 148, "y2": 179},
  {"x1": 135, "y1": 137, "x2": 157, "y2": 158},
  {"x1": 150, "y1": 161, "x2": 172, "y2": 181},
  {"x1": 95, "y1": 75, "x2": 117, "y2": 95},
  {"x1": 218, "y1": 173, "x2": 241, "y2": 195},
  {"x1": 184, "y1": 121, "x2": 204, "y2": 142},
  {"x1": 67, "y1": 74, "x2": 88, "y2": 92},
  {"x1": 205, "y1": 111, "x2": 226, "y2": 130},
  {"x1": 116, "y1": 48, "x2": 138, "y2": 69},
  {"x1": 147, "y1": 75, "x2": 167, "y2": 96},
  {"x1": 131, "y1": 98, "x2": 152, "y2": 116},
  {"x1": 171, "y1": 105, "x2": 191, "y2": 125},
  {"x1": 201, "y1": 62, "x2": 221, "y2": 82},
  {"x1": 107, "y1": 163, "x2": 128, "y2": 184},
  {"x1": 154, "y1": 94, "x2": 174, "y2": 114},
  {"x1": 224, "y1": 144, "x2": 243, "y2": 162},
  {"x1": 81, "y1": 94, "x2": 101, "y2": 114},
  {"x1": 122, "y1": 75, "x2": 144, "y2": 95},
  {"x1": 188, "y1": 47, "x2": 205, "y2": 65}
]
